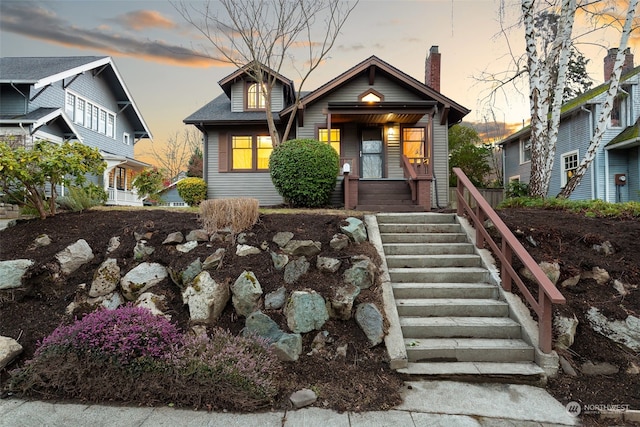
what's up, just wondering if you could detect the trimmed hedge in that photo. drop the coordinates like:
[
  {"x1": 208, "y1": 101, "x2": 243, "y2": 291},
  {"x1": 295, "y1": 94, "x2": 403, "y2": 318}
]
[
  {"x1": 177, "y1": 177, "x2": 207, "y2": 206},
  {"x1": 269, "y1": 139, "x2": 339, "y2": 208}
]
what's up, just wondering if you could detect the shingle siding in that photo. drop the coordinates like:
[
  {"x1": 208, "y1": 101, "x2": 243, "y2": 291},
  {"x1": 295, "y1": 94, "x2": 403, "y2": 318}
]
[{"x1": 1, "y1": 85, "x2": 27, "y2": 114}]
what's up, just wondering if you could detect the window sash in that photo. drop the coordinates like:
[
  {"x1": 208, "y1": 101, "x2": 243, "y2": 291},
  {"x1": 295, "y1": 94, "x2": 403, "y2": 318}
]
[
  {"x1": 319, "y1": 128, "x2": 341, "y2": 155},
  {"x1": 561, "y1": 151, "x2": 579, "y2": 187},
  {"x1": 520, "y1": 139, "x2": 531, "y2": 163},
  {"x1": 247, "y1": 82, "x2": 266, "y2": 109},
  {"x1": 403, "y1": 128, "x2": 426, "y2": 161},
  {"x1": 231, "y1": 135, "x2": 272, "y2": 170}
]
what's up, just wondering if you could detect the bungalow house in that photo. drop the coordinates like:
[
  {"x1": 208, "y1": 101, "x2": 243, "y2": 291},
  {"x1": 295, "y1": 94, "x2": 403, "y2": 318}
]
[
  {"x1": 184, "y1": 47, "x2": 470, "y2": 211},
  {"x1": 500, "y1": 48, "x2": 640, "y2": 203},
  {"x1": 0, "y1": 56, "x2": 152, "y2": 206}
]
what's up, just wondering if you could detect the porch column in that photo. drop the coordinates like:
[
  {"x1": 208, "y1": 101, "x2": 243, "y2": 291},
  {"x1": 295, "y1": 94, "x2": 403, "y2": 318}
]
[
  {"x1": 415, "y1": 176, "x2": 432, "y2": 211},
  {"x1": 343, "y1": 171, "x2": 359, "y2": 210}
]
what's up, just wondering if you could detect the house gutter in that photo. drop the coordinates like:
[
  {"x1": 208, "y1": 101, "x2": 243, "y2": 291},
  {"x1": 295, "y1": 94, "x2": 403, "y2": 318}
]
[{"x1": 581, "y1": 106, "x2": 595, "y2": 200}]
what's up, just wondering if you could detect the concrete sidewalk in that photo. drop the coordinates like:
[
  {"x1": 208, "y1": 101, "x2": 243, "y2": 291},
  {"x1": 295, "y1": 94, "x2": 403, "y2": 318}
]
[{"x1": 0, "y1": 380, "x2": 579, "y2": 427}]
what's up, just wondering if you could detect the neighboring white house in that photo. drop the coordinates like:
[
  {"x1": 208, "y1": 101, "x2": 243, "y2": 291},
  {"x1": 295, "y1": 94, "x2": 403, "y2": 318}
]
[{"x1": 0, "y1": 56, "x2": 153, "y2": 206}]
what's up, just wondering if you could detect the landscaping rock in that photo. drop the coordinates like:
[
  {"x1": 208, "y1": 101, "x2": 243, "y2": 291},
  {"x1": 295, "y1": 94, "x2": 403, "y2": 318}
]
[
  {"x1": 272, "y1": 333, "x2": 303, "y2": 362},
  {"x1": 55, "y1": 239, "x2": 94, "y2": 275},
  {"x1": 613, "y1": 279, "x2": 630, "y2": 297},
  {"x1": 186, "y1": 229, "x2": 209, "y2": 242},
  {"x1": 182, "y1": 271, "x2": 230, "y2": 324},
  {"x1": 592, "y1": 240, "x2": 615, "y2": 255},
  {"x1": 559, "y1": 356, "x2": 578, "y2": 377},
  {"x1": 581, "y1": 361, "x2": 619, "y2": 376},
  {"x1": 106, "y1": 236, "x2": 120, "y2": 254},
  {"x1": 560, "y1": 275, "x2": 581, "y2": 288},
  {"x1": 270, "y1": 251, "x2": 289, "y2": 271},
  {"x1": 135, "y1": 292, "x2": 167, "y2": 317},
  {"x1": 244, "y1": 311, "x2": 284, "y2": 343},
  {"x1": 328, "y1": 283, "x2": 360, "y2": 320},
  {"x1": 586, "y1": 307, "x2": 640, "y2": 351},
  {"x1": 343, "y1": 255, "x2": 376, "y2": 289},
  {"x1": 231, "y1": 271, "x2": 262, "y2": 317},
  {"x1": 284, "y1": 256, "x2": 310, "y2": 284},
  {"x1": 237, "y1": 232, "x2": 255, "y2": 244},
  {"x1": 272, "y1": 231, "x2": 294, "y2": 248},
  {"x1": 91, "y1": 291, "x2": 124, "y2": 310},
  {"x1": 133, "y1": 240, "x2": 154, "y2": 260},
  {"x1": 582, "y1": 267, "x2": 610, "y2": 285},
  {"x1": 265, "y1": 286, "x2": 287, "y2": 310},
  {"x1": 340, "y1": 217, "x2": 367, "y2": 243},
  {"x1": 317, "y1": 256, "x2": 341, "y2": 273},
  {"x1": 554, "y1": 313, "x2": 578, "y2": 350},
  {"x1": 285, "y1": 290, "x2": 329, "y2": 333},
  {"x1": 290, "y1": 388, "x2": 317, "y2": 408},
  {"x1": 176, "y1": 241, "x2": 198, "y2": 253},
  {"x1": 0, "y1": 336, "x2": 23, "y2": 370},
  {"x1": 329, "y1": 233, "x2": 349, "y2": 250},
  {"x1": 282, "y1": 240, "x2": 321, "y2": 257},
  {"x1": 30, "y1": 234, "x2": 51, "y2": 249},
  {"x1": 521, "y1": 261, "x2": 560, "y2": 285},
  {"x1": 203, "y1": 248, "x2": 225, "y2": 270},
  {"x1": 163, "y1": 232, "x2": 184, "y2": 244},
  {"x1": 236, "y1": 244, "x2": 261, "y2": 256},
  {"x1": 0, "y1": 259, "x2": 34, "y2": 290},
  {"x1": 355, "y1": 303, "x2": 384, "y2": 347},
  {"x1": 89, "y1": 258, "x2": 120, "y2": 297},
  {"x1": 134, "y1": 231, "x2": 153, "y2": 241},
  {"x1": 121, "y1": 262, "x2": 168, "y2": 301}
]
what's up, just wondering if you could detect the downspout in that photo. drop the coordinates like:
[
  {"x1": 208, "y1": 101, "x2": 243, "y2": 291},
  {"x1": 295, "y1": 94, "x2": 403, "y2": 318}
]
[{"x1": 581, "y1": 106, "x2": 595, "y2": 200}]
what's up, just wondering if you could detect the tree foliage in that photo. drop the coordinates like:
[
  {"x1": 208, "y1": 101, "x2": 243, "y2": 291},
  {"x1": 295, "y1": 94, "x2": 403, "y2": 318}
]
[
  {"x1": 176, "y1": 177, "x2": 208, "y2": 206},
  {"x1": 132, "y1": 168, "x2": 165, "y2": 201},
  {"x1": 269, "y1": 139, "x2": 339, "y2": 207},
  {"x1": 187, "y1": 146, "x2": 203, "y2": 178},
  {"x1": 0, "y1": 140, "x2": 105, "y2": 219},
  {"x1": 448, "y1": 125, "x2": 492, "y2": 187}
]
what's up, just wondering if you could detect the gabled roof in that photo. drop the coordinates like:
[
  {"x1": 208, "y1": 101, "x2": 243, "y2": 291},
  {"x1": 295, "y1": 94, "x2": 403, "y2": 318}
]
[
  {"x1": 606, "y1": 116, "x2": 640, "y2": 150},
  {"x1": 0, "y1": 107, "x2": 82, "y2": 142},
  {"x1": 281, "y1": 55, "x2": 470, "y2": 125},
  {"x1": 500, "y1": 65, "x2": 640, "y2": 146},
  {"x1": 183, "y1": 93, "x2": 283, "y2": 125},
  {"x1": 0, "y1": 56, "x2": 153, "y2": 140},
  {"x1": 217, "y1": 61, "x2": 295, "y2": 104}
]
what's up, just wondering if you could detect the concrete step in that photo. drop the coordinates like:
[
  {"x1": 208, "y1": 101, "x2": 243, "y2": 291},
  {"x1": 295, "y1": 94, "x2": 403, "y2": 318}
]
[
  {"x1": 392, "y1": 282, "x2": 499, "y2": 299},
  {"x1": 376, "y1": 213, "x2": 457, "y2": 224},
  {"x1": 357, "y1": 204, "x2": 426, "y2": 213},
  {"x1": 396, "y1": 362, "x2": 546, "y2": 385},
  {"x1": 403, "y1": 338, "x2": 534, "y2": 362},
  {"x1": 380, "y1": 232, "x2": 469, "y2": 244},
  {"x1": 400, "y1": 316, "x2": 522, "y2": 339},
  {"x1": 378, "y1": 223, "x2": 462, "y2": 234},
  {"x1": 383, "y1": 243, "x2": 475, "y2": 256},
  {"x1": 386, "y1": 254, "x2": 481, "y2": 268},
  {"x1": 396, "y1": 298, "x2": 509, "y2": 317},
  {"x1": 389, "y1": 267, "x2": 489, "y2": 283}
]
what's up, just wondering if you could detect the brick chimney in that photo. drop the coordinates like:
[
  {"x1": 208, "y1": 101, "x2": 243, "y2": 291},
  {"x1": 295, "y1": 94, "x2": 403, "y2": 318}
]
[
  {"x1": 425, "y1": 46, "x2": 441, "y2": 92},
  {"x1": 604, "y1": 48, "x2": 635, "y2": 81}
]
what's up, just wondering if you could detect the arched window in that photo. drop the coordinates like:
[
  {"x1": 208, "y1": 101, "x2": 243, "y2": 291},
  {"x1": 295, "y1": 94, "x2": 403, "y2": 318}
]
[{"x1": 247, "y1": 82, "x2": 266, "y2": 109}]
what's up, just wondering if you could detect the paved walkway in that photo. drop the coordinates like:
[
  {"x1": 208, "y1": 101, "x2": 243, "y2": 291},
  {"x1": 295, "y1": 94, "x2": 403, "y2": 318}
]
[{"x1": 0, "y1": 381, "x2": 579, "y2": 427}]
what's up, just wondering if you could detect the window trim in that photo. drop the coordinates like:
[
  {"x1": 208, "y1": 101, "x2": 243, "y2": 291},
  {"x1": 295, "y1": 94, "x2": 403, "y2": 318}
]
[
  {"x1": 519, "y1": 138, "x2": 531, "y2": 164},
  {"x1": 508, "y1": 175, "x2": 521, "y2": 182},
  {"x1": 401, "y1": 125, "x2": 428, "y2": 162},
  {"x1": 317, "y1": 126, "x2": 342, "y2": 156},
  {"x1": 561, "y1": 149, "x2": 579, "y2": 188},
  {"x1": 358, "y1": 89, "x2": 384, "y2": 103},
  {"x1": 228, "y1": 133, "x2": 273, "y2": 172},
  {"x1": 123, "y1": 132, "x2": 130, "y2": 146},
  {"x1": 65, "y1": 90, "x2": 116, "y2": 139},
  {"x1": 245, "y1": 81, "x2": 267, "y2": 111}
]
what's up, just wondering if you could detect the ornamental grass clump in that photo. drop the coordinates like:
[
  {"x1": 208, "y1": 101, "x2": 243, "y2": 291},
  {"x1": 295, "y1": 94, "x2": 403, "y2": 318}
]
[
  {"x1": 175, "y1": 329, "x2": 280, "y2": 410},
  {"x1": 199, "y1": 197, "x2": 259, "y2": 234}
]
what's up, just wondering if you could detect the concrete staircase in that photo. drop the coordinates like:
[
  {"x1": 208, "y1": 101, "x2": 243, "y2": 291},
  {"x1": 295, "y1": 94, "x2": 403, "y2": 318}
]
[
  {"x1": 377, "y1": 212, "x2": 546, "y2": 384},
  {"x1": 356, "y1": 180, "x2": 425, "y2": 212}
]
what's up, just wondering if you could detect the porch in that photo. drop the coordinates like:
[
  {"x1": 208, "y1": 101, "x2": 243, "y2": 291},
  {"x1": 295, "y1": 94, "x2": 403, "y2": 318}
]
[{"x1": 106, "y1": 187, "x2": 143, "y2": 206}]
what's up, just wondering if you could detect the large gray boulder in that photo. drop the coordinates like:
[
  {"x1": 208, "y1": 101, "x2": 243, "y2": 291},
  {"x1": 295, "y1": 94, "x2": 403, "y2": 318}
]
[
  {"x1": 285, "y1": 290, "x2": 329, "y2": 333},
  {"x1": 282, "y1": 240, "x2": 321, "y2": 257},
  {"x1": 244, "y1": 311, "x2": 302, "y2": 362},
  {"x1": 317, "y1": 256, "x2": 341, "y2": 273},
  {"x1": 231, "y1": 271, "x2": 263, "y2": 317},
  {"x1": 586, "y1": 307, "x2": 640, "y2": 351},
  {"x1": 343, "y1": 256, "x2": 376, "y2": 289},
  {"x1": 284, "y1": 256, "x2": 310, "y2": 284},
  {"x1": 169, "y1": 258, "x2": 203, "y2": 289},
  {"x1": 340, "y1": 217, "x2": 367, "y2": 243},
  {"x1": 236, "y1": 244, "x2": 261, "y2": 256},
  {"x1": 330, "y1": 233, "x2": 349, "y2": 250},
  {"x1": 328, "y1": 283, "x2": 361, "y2": 320},
  {"x1": 272, "y1": 231, "x2": 294, "y2": 248},
  {"x1": 56, "y1": 239, "x2": 94, "y2": 275},
  {"x1": 182, "y1": 271, "x2": 230, "y2": 324},
  {"x1": 121, "y1": 262, "x2": 168, "y2": 301},
  {"x1": 0, "y1": 259, "x2": 34, "y2": 290},
  {"x1": 265, "y1": 286, "x2": 287, "y2": 310},
  {"x1": 272, "y1": 333, "x2": 302, "y2": 362},
  {"x1": 203, "y1": 248, "x2": 226, "y2": 270},
  {"x1": 355, "y1": 303, "x2": 385, "y2": 347},
  {"x1": 163, "y1": 231, "x2": 184, "y2": 245},
  {"x1": 186, "y1": 229, "x2": 209, "y2": 242},
  {"x1": 89, "y1": 258, "x2": 120, "y2": 297},
  {"x1": 0, "y1": 336, "x2": 23, "y2": 369}
]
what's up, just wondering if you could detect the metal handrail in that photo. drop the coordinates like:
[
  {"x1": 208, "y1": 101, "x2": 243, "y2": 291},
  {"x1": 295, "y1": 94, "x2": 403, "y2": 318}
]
[{"x1": 453, "y1": 167, "x2": 565, "y2": 353}]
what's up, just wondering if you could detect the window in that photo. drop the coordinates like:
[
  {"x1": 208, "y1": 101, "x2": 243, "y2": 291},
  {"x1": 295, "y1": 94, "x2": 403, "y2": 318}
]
[
  {"x1": 520, "y1": 138, "x2": 531, "y2": 163},
  {"x1": 611, "y1": 95, "x2": 626, "y2": 127},
  {"x1": 85, "y1": 103, "x2": 93, "y2": 129},
  {"x1": 123, "y1": 132, "x2": 130, "y2": 146},
  {"x1": 319, "y1": 128, "x2": 341, "y2": 155},
  {"x1": 231, "y1": 134, "x2": 272, "y2": 170},
  {"x1": 247, "y1": 82, "x2": 266, "y2": 110},
  {"x1": 403, "y1": 127, "x2": 426, "y2": 162},
  {"x1": 66, "y1": 93, "x2": 75, "y2": 119},
  {"x1": 116, "y1": 167, "x2": 126, "y2": 190},
  {"x1": 359, "y1": 89, "x2": 384, "y2": 103},
  {"x1": 75, "y1": 98, "x2": 85, "y2": 126},
  {"x1": 561, "y1": 150, "x2": 579, "y2": 187},
  {"x1": 92, "y1": 106, "x2": 99, "y2": 131},
  {"x1": 509, "y1": 176, "x2": 521, "y2": 183},
  {"x1": 99, "y1": 110, "x2": 106, "y2": 134},
  {"x1": 107, "y1": 113, "x2": 114, "y2": 138}
]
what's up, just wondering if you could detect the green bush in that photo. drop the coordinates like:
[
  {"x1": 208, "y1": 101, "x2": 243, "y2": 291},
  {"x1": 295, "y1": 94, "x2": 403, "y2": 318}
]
[
  {"x1": 269, "y1": 139, "x2": 339, "y2": 208},
  {"x1": 57, "y1": 184, "x2": 107, "y2": 212},
  {"x1": 177, "y1": 177, "x2": 207, "y2": 206},
  {"x1": 505, "y1": 180, "x2": 530, "y2": 198}
]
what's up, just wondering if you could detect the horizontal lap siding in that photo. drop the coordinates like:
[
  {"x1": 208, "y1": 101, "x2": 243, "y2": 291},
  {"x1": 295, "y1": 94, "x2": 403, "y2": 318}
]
[
  {"x1": 628, "y1": 148, "x2": 639, "y2": 202},
  {"x1": 432, "y1": 121, "x2": 448, "y2": 206},
  {"x1": 206, "y1": 131, "x2": 283, "y2": 206},
  {"x1": 503, "y1": 140, "x2": 531, "y2": 183},
  {"x1": 551, "y1": 112, "x2": 591, "y2": 200}
]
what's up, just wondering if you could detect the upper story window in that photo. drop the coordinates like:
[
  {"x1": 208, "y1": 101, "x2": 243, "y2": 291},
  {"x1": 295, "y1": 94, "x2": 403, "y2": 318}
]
[
  {"x1": 610, "y1": 95, "x2": 626, "y2": 128},
  {"x1": 65, "y1": 90, "x2": 116, "y2": 139},
  {"x1": 247, "y1": 82, "x2": 266, "y2": 110},
  {"x1": 359, "y1": 89, "x2": 384, "y2": 103},
  {"x1": 520, "y1": 138, "x2": 531, "y2": 164},
  {"x1": 318, "y1": 128, "x2": 341, "y2": 156}
]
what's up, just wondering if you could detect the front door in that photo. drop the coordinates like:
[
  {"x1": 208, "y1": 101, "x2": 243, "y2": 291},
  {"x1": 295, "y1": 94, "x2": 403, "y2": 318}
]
[{"x1": 361, "y1": 128, "x2": 383, "y2": 179}]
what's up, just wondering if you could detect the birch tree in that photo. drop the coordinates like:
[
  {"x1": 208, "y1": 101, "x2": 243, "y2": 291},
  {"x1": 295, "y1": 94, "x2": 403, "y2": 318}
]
[
  {"x1": 173, "y1": 0, "x2": 358, "y2": 146},
  {"x1": 558, "y1": 0, "x2": 639, "y2": 198}
]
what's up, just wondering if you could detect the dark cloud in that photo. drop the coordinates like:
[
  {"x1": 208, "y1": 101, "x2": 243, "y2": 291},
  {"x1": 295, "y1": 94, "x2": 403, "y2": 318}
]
[
  {"x1": 0, "y1": 1, "x2": 225, "y2": 67},
  {"x1": 111, "y1": 10, "x2": 177, "y2": 31}
]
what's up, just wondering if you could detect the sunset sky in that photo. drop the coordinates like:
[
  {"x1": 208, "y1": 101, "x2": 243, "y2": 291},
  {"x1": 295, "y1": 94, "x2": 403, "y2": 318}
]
[{"x1": 1, "y1": 0, "x2": 637, "y2": 166}]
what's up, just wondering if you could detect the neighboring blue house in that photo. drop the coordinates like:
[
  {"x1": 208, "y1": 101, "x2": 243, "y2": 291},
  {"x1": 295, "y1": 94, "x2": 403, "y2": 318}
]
[
  {"x1": 0, "y1": 56, "x2": 153, "y2": 206},
  {"x1": 501, "y1": 49, "x2": 640, "y2": 203},
  {"x1": 184, "y1": 47, "x2": 470, "y2": 210},
  {"x1": 156, "y1": 179, "x2": 188, "y2": 207}
]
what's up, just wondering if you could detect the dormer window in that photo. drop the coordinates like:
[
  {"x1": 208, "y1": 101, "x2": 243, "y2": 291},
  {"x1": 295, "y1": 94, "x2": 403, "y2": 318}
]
[
  {"x1": 247, "y1": 82, "x2": 266, "y2": 110},
  {"x1": 359, "y1": 89, "x2": 384, "y2": 103}
]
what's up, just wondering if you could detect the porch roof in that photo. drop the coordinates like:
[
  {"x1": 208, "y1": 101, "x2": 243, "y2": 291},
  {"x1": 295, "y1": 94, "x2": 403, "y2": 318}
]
[
  {"x1": 605, "y1": 117, "x2": 640, "y2": 150},
  {"x1": 326, "y1": 101, "x2": 437, "y2": 124}
]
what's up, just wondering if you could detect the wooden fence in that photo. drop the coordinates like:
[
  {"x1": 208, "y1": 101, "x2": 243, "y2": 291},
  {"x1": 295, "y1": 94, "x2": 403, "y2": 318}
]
[{"x1": 449, "y1": 187, "x2": 504, "y2": 209}]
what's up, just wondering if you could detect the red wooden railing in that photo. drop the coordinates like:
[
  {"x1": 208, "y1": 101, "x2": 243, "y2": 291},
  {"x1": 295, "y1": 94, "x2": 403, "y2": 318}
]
[
  {"x1": 401, "y1": 155, "x2": 432, "y2": 210},
  {"x1": 453, "y1": 167, "x2": 565, "y2": 354}
]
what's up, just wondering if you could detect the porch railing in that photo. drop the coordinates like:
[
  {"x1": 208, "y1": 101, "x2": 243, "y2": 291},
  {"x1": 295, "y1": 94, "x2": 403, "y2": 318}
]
[
  {"x1": 107, "y1": 187, "x2": 142, "y2": 206},
  {"x1": 401, "y1": 155, "x2": 432, "y2": 210},
  {"x1": 453, "y1": 167, "x2": 565, "y2": 354}
]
